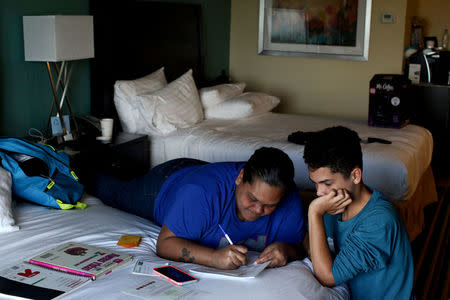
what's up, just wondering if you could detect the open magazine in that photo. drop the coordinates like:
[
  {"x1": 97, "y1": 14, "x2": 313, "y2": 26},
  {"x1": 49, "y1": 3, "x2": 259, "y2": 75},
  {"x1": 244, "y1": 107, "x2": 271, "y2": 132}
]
[
  {"x1": 28, "y1": 241, "x2": 133, "y2": 280},
  {"x1": 0, "y1": 262, "x2": 91, "y2": 300}
]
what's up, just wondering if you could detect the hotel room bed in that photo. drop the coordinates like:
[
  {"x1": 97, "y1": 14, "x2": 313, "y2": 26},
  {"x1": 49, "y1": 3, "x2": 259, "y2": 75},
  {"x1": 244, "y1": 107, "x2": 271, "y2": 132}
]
[{"x1": 0, "y1": 195, "x2": 349, "y2": 299}]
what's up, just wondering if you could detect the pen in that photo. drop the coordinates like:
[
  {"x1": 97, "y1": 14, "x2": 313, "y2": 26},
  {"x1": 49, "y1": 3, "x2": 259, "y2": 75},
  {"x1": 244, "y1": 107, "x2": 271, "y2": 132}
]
[{"x1": 218, "y1": 224, "x2": 233, "y2": 245}]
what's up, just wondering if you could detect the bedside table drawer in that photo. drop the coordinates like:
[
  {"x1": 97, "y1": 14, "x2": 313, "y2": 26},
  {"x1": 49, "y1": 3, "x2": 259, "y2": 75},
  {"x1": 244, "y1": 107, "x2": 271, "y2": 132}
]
[
  {"x1": 69, "y1": 132, "x2": 150, "y2": 181},
  {"x1": 103, "y1": 135, "x2": 150, "y2": 178}
]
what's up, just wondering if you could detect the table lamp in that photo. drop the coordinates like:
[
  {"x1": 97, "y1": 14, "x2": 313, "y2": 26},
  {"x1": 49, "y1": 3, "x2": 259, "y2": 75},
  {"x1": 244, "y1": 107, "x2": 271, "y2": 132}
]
[{"x1": 23, "y1": 15, "x2": 94, "y2": 142}]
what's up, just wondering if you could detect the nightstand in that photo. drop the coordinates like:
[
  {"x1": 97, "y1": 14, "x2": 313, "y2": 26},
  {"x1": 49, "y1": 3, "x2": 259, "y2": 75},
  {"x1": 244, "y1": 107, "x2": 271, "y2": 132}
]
[{"x1": 66, "y1": 132, "x2": 150, "y2": 182}]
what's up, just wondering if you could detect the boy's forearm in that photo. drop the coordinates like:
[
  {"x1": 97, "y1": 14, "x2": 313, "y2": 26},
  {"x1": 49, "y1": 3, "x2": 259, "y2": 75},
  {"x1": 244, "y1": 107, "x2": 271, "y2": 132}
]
[{"x1": 308, "y1": 210, "x2": 336, "y2": 287}]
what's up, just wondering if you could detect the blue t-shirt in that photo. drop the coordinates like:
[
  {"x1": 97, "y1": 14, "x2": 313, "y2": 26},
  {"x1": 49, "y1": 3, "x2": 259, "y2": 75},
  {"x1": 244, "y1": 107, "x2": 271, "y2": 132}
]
[
  {"x1": 154, "y1": 162, "x2": 305, "y2": 251},
  {"x1": 324, "y1": 189, "x2": 414, "y2": 300}
]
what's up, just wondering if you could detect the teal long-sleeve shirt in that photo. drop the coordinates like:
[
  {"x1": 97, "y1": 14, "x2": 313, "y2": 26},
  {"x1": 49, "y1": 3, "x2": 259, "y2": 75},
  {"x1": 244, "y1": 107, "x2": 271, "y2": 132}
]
[{"x1": 324, "y1": 189, "x2": 414, "y2": 300}]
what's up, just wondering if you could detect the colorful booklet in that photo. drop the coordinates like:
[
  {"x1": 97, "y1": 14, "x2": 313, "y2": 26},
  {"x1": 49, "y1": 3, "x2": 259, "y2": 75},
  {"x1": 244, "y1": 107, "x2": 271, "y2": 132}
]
[
  {"x1": 28, "y1": 242, "x2": 133, "y2": 280},
  {"x1": 0, "y1": 261, "x2": 91, "y2": 300}
]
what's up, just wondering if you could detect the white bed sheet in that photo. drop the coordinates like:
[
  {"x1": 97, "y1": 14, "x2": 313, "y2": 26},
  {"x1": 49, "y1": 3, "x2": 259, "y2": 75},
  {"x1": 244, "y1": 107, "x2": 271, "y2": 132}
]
[
  {"x1": 1, "y1": 195, "x2": 348, "y2": 300},
  {"x1": 149, "y1": 113, "x2": 433, "y2": 201}
]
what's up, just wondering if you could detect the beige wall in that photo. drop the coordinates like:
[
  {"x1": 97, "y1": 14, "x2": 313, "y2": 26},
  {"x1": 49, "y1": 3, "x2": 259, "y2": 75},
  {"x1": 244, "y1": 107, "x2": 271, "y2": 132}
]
[
  {"x1": 230, "y1": 0, "x2": 408, "y2": 120},
  {"x1": 416, "y1": 0, "x2": 450, "y2": 47},
  {"x1": 404, "y1": 0, "x2": 419, "y2": 49}
]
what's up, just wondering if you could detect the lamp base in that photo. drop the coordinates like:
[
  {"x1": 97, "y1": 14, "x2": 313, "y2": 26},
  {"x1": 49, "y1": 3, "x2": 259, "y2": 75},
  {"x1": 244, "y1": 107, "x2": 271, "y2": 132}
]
[
  {"x1": 46, "y1": 131, "x2": 76, "y2": 146},
  {"x1": 45, "y1": 61, "x2": 80, "y2": 141}
]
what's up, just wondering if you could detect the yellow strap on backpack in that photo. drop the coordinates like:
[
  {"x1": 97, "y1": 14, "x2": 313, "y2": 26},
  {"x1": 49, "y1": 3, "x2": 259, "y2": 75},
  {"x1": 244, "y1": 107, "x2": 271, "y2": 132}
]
[
  {"x1": 46, "y1": 180, "x2": 55, "y2": 190},
  {"x1": 56, "y1": 199, "x2": 87, "y2": 210},
  {"x1": 70, "y1": 170, "x2": 79, "y2": 180}
]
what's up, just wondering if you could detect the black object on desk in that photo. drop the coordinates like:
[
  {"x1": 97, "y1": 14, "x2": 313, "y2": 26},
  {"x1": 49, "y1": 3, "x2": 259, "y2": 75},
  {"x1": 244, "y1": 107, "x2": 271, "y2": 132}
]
[
  {"x1": 411, "y1": 83, "x2": 450, "y2": 177},
  {"x1": 368, "y1": 74, "x2": 412, "y2": 129},
  {"x1": 66, "y1": 132, "x2": 150, "y2": 182}
]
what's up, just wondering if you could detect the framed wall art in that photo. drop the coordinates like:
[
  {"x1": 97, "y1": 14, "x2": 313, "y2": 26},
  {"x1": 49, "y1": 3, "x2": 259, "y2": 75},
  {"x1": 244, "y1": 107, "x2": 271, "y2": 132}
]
[{"x1": 258, "y1": 0, "x2": 372, "y2": 61}]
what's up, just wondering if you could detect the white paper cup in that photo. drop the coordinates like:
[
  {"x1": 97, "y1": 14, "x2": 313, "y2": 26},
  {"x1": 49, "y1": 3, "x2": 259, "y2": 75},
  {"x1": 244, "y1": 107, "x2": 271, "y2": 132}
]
[{"x1": 100, "y1": 118, "x2": 114, "y2": 138}]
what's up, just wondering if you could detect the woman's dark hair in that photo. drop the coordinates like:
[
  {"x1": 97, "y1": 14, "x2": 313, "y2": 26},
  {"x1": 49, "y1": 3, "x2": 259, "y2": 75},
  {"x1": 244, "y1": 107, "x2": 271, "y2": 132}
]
[
  {"x1": 303, "y1": 126, "x2": 362, "y2": 178},
  {"x1": 243, "y1": 147, "x2": 295, "y2": 191}
]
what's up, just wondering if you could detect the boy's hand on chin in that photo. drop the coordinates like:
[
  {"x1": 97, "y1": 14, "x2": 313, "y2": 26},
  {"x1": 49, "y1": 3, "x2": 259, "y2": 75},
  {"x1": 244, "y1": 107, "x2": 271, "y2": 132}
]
[{"x1": 309, "y1": 189, "x2": 352, "y2": 216}]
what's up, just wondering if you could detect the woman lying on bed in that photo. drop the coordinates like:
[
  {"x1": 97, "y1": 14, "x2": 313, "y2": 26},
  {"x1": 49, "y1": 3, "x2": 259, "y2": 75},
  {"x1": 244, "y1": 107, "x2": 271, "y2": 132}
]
[{"x1": 90, "y1": 147, "x2": 307, "y2": 270}]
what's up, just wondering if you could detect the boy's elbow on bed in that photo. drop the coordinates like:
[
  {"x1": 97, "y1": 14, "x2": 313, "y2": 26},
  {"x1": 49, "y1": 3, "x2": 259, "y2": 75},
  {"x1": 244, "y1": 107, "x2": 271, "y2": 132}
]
[
  {"x1": 315, "y1": 270, "x2": 337, "y2": 287},
  {"x1": 319, "y1": 277, "x2": 336, "y2": 288}
]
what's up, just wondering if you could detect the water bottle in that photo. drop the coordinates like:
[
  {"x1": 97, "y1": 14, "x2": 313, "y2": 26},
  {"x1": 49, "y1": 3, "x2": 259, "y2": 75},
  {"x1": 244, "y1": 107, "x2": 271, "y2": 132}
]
[{"x1": 443, "y1": 29, "x2": 449, "y2": 50}]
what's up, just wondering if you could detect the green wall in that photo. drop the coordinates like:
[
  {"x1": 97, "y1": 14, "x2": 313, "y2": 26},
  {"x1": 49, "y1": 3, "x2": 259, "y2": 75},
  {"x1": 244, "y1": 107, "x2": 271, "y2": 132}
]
[
  {"x1": 0, "y1": 0, "x2": 91, "y2": 137},
  {"x1": 0, "y1": 0, "x2": 230, "y2": 137}
]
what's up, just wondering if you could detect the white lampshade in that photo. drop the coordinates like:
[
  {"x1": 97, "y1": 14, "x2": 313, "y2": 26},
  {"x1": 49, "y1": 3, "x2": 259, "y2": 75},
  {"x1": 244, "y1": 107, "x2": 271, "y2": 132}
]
[{"x1": 23, "y1": 15, "x2": 94, "y2": 62}]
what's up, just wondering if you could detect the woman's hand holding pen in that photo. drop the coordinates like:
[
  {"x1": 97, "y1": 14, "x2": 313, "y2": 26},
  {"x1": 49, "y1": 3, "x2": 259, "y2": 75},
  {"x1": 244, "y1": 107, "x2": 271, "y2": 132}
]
[{"x1": 211, "y1": 245, "x2": 248, "y2": 270}]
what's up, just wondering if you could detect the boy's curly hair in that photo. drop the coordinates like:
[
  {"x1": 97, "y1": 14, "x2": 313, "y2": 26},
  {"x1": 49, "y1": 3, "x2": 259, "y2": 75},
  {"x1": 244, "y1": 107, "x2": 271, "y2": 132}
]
[{"x1": 303, "y1": 126, "x2": 362, "y2": 178}]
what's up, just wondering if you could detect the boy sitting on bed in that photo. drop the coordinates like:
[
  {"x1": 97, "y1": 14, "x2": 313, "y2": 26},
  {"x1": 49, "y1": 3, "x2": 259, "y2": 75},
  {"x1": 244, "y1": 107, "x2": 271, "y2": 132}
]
[
  {"x1": 303, "y1": 126, "x2": 414, "y2": 299},
  {"x1": 92, "y1": 147, "x2": 306, "y2": 270}
]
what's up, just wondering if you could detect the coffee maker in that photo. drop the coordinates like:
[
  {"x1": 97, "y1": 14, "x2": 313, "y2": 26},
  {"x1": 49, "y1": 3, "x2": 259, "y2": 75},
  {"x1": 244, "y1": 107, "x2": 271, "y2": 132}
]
[{"x1": 406, "y1": 49, "x2": 450, "y2": 85}]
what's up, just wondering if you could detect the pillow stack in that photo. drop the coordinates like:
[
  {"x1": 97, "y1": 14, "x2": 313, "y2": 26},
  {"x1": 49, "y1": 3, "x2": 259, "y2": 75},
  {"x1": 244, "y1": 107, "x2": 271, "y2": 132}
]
[
  {"x1": 114, "y1": 68, "x2": 203, "y2": 135},
  {"x1": 113, "y1": 68, "x2": 281, "y2": 134},
  {"x1": 138, "y1": 70, "x2": 203, "y2": 134},
  {"x1": 114, "y1": 67, "x2": 167, "y2": 134},
  {"x1": 200, "y1": 82, "x2": 246, "y2": 110},
  {"x1": 200, "y1": 83, "x2": 280, "y2": 120}
]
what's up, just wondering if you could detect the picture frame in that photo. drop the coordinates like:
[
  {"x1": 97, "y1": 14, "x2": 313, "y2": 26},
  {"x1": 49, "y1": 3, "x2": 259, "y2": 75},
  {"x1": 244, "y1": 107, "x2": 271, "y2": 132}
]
[{"x1": 258, "y1": 0, "x2": 372, "y2": 61}]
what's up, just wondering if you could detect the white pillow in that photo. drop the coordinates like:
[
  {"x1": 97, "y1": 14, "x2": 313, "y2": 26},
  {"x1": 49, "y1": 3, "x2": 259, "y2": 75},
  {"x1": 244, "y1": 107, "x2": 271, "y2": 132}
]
[
  {"x1": 0, "y1": 167, "x2": 19, "y2": 233},
  {"x1": 113, "y1": 67, "x2": 167, "y2": 133},
  {"x1": 199, "y1": 82, "x2": 246, "y2": 109},
  {"x1": 204, "y1": 92, "x2": 280, "y2": 120},
  {"x1": 138, "y1": 69, "x2": 203, "y2": 134}
]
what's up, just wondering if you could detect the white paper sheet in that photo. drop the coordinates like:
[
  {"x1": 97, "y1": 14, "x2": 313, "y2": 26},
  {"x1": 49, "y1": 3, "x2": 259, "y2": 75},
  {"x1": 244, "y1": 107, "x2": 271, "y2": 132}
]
[
  {"x1": 189, "y1": 251, "x2": 270, "y2": 279},
  {"x1": 122, "y1": 278, "x2": 207, "y2": 300},
  {"x1": 132, "y1": 260, "x2": 169, "y2": 276}
]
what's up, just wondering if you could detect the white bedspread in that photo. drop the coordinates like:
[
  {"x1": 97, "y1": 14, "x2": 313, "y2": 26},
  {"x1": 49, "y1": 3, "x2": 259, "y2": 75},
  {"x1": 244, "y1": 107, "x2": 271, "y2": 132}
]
[
  {"x1": 1, "y1": 195, "x2": 348, "y2": 300},
  {"x1": 149, "y1": 113, "x2": 433, "y2": 201}
]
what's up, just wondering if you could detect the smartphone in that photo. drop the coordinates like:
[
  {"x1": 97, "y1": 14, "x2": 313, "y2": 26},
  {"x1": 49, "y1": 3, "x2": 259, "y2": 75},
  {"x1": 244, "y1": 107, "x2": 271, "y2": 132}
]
[{"x1": 153, "y1": 265, "x2": 198, "y2": 286}]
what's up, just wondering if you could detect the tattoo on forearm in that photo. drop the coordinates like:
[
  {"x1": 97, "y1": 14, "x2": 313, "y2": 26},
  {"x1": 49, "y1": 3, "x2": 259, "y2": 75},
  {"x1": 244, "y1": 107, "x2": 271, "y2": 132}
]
[{"x1": 179, "y1": 248, "x2": 195, "y2": 263}]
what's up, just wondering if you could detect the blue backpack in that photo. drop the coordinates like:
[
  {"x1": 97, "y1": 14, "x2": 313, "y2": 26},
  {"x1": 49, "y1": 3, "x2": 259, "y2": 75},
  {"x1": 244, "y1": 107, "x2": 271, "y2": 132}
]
[{"x1": 0, "y1": 138, "x2": 86, "y2": 209}]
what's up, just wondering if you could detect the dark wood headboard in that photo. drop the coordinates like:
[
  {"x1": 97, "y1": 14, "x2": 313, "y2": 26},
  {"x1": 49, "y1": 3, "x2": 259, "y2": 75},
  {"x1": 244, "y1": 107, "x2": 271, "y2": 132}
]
[{"x1": 90, "y1": 0, "x2": 205, "y2": 123}]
